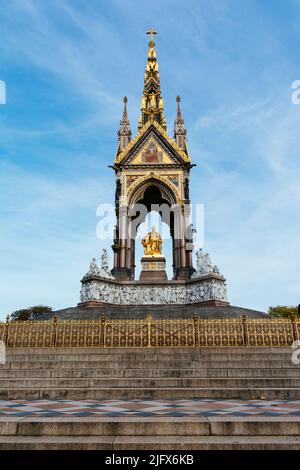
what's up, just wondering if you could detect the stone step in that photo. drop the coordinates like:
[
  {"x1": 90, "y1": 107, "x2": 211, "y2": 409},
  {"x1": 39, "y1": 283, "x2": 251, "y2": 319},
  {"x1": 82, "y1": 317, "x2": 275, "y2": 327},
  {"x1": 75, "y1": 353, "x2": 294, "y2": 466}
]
[
  {"x1": 1, "y1": 416, "x2": 300, "y2": 449},
  {"x1": 0, "y1": 368, "x2": 299, "y2": 378},
  {"x1": 0, "y1": 435, "x2": 113, "y2": 450},
  {"x1": 1, "y1": 416, "x2": 300, "y2": 436},
  {"x1": 3, "y1": 360, "x2": 297, "y2": 370},
  {"x1": 5, "y1": 351, "x2": 295, "y2": 361},
  {"x1": 1, "y1": 434, "x2": 300, "y2": 450},
  {"x1": 2, "y1": 347, "x2": 299, "y2": 401},
  {"x1": 1, "y1": 387, "x2": 300, "y2": 400},
  {"x1": 5, "y1": 346, "x2": 294, "y2": 353},
  {"x1": 7, "y1": 346, "x2": 294, "y2": 354},
  {"x1": 1, "y1": 377, "x2": 300, "y2": 388},
  {"x1": 106, "y1": 435, "x2": 300, "y2": 451}
]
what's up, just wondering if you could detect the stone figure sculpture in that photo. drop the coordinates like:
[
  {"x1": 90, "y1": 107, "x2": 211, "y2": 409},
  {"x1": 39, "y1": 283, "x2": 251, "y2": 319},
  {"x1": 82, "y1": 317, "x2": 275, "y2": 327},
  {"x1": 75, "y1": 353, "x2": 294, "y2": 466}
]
[
  {"x1": 193, "y1": 249, "x2": 221, "y2": 277},
  {"x1": 88, "y1": 258, "x2": 100, "y2": 276},
  {"x1": 83, "y1": 249, "x2": 114, "y2": 282},
  {"x1": 101, "y1": 249, "x2": 109, "y2": 271}
]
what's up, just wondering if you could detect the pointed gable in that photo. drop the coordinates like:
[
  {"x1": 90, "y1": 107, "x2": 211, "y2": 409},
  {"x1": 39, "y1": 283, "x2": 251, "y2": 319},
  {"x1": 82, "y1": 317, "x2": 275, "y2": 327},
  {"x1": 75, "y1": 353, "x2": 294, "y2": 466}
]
[{"x1": 115, "y1": 121, "x2": 190, "y2": 166}]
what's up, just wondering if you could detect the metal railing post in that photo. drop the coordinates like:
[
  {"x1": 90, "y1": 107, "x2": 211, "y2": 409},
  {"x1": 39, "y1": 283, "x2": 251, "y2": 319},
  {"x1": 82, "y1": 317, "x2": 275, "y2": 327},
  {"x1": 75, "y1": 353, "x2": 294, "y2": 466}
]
[
  {"x1": 147, "y1": 315, "x2": 152, "y2": 348},
  {"x1": 51, "y1": 316, "x2": 58, "y2": 348},
  {"x1": 4, "y1": 315, "x2": 10, "y2": 346},
  {"x1": 193, "y1": 316, "x2": 199, "y2": 347},
  {"x1": 291, "y1": 315, "x2": 298, "y2": 342},
  {"x1": 100, "y1": 315, "x2": 106, "y2": 348},
  {"x1": 242, "y1": 315, "x2": 248, "y2": 347}
]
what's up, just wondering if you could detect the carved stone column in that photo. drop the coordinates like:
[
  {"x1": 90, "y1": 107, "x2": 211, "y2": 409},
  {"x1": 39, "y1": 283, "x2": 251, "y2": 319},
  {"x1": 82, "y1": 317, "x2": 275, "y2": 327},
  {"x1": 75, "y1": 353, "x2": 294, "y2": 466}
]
[{"x1": 113, "y1": 205, "x2": 131, "y2": 280}]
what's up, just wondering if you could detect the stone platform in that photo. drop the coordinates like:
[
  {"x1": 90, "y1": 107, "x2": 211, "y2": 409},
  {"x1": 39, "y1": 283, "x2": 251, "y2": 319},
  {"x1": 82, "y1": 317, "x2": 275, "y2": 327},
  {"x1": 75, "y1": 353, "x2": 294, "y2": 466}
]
[
  {"x1": 1, "y1": 401, "x2": 300, "y2": 450},
  {"x1": 1, "y1": 398, "x2": 300, "y2": 417},
  {"x1": 48, "y1": 304, "x2": 266, "y2": 320}
]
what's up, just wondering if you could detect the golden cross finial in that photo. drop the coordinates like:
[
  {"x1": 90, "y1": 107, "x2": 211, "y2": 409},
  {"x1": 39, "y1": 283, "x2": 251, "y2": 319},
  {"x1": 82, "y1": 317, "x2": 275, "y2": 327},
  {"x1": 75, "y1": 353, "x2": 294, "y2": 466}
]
[{"x1": 146, "y1": 28, "x2": 157, "y2": 43}]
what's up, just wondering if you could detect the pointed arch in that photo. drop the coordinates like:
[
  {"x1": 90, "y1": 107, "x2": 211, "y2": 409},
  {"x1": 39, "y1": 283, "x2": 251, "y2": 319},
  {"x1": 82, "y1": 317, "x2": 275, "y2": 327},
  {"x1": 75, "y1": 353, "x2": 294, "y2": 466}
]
[{"x1": 128, "y1": 176, "x2": 179, "y2": 207}]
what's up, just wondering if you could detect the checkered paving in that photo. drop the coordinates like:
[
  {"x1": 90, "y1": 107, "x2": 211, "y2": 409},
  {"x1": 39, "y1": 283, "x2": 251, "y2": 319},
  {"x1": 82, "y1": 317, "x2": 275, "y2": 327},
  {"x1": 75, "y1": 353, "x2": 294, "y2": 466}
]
[{"x1": 1, "y1": 399, "x2": 300, "y2": 417}]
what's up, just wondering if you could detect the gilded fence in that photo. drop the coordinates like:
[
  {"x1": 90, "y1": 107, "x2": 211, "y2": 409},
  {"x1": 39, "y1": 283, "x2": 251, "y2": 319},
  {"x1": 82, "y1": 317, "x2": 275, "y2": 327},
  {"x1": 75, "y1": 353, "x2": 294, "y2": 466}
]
[
  {"x1": 246, "y1": 318, "x2": 295, "y2": 347},
  {"x1": 0, "y1": 316, "x2": 299, "y2": 348}
]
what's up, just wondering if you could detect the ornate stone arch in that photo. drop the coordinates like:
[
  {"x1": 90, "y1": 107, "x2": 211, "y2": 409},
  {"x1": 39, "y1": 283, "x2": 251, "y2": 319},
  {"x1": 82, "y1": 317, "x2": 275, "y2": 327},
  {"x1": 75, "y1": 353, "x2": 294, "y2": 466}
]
[
  {"x1": 119, "y1": 175, "x2": 184, "y2": 281},
  {"x1": 127, "y1": 175, "x2": 179, "y2": 207}
]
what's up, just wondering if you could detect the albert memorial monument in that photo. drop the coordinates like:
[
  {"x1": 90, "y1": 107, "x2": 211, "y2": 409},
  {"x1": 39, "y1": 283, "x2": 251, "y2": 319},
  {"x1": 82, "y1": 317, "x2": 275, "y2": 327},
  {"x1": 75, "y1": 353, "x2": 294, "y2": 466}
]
[{"x1": 55, "y1": 31, "x2": 264, "y2": 319}]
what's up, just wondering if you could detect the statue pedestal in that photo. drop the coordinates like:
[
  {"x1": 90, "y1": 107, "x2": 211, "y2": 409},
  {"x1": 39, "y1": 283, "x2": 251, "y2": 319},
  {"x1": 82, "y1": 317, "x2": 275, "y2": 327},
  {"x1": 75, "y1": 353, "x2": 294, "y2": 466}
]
[{"x1": 139, "y1": 256, "x2": 168, "y2": 281}]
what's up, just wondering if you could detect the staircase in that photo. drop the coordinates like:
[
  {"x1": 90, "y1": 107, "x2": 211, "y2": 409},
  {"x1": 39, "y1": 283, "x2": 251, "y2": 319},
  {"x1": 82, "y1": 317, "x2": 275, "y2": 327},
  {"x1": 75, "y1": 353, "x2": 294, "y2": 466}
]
[
  {"x1": 1, "y1": 347, "x2": 300, "y2": 449},
  {"x1": 0, "y1": 347, "x2": 299, "y2": 400}
]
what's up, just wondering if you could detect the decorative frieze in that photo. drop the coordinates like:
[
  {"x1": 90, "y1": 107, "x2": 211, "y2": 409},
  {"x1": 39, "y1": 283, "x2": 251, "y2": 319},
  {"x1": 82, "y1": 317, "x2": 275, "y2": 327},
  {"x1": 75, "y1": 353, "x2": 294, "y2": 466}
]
[
  {"x1": 141, "y1": 260, "x2": 166, "y2": 271},
  {"x1": 80, "y1": 276, "x2": 228, "y2": 305}
]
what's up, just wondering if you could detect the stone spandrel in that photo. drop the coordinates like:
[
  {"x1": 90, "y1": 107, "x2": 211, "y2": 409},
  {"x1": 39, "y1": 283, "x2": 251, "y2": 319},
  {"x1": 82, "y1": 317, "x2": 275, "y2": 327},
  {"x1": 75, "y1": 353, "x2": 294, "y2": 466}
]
[{"x1": 80, "y1": 277, "x2": 228, "y2": 305}]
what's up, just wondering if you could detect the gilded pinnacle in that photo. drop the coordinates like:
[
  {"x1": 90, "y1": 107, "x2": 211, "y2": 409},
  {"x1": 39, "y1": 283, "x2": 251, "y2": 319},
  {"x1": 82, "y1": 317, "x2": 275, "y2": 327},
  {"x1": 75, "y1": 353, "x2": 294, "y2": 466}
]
[{"x1": 138, "y1": 30, "x2": 167, "y2": 130}]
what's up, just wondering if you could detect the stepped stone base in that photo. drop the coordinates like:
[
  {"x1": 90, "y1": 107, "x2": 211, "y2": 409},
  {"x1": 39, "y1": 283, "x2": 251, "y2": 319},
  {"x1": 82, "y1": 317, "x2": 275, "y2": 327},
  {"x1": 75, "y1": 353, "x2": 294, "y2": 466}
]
[
  {"x1": 0, "y1": 347, "x2": 299, "y2": 400},
  {"x1": 1, "y1": 347, "x2": 299, "y2": 449},
  {"x1": 47, "y1": 304, "x2": 266, "y2": 320}
]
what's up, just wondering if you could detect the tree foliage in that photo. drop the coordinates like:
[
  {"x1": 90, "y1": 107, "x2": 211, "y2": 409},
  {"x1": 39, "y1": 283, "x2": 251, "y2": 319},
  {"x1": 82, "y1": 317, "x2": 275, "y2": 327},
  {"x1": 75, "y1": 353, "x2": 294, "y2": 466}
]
[
  {"x1": 268, "y1": 305, "x2": 299, "y2": 318},
  {"x1": 9, "y1": 305, "x2": 53, "y2": 321}
]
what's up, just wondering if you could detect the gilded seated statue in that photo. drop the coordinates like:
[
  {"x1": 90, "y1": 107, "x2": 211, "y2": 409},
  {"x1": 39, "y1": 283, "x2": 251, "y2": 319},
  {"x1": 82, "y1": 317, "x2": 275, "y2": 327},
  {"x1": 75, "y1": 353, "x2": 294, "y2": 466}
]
[{"x1": 142, "y1": 226, "x2": 162, "y2": 256}]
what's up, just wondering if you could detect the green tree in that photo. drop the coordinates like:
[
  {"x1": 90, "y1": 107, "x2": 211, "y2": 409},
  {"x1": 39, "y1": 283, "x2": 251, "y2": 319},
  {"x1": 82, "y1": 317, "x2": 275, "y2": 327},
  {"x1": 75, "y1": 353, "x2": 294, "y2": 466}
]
[
  {"x1": 9, "y1": 305, "x2": 53, "y2": 321},
  {"x1": 268, "y1": 305, "x2": 299, "y2": 318}
]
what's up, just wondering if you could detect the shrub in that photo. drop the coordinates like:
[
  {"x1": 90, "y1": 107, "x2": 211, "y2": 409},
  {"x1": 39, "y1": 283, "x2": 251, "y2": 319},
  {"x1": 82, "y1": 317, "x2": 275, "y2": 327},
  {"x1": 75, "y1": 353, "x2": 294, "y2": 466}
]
[
  {"x1": 268, "y1": 305, "x2": 299, "y2": 318},
  {"x1": 9, "y1": 305, "x2": 53, "y2": 321}
]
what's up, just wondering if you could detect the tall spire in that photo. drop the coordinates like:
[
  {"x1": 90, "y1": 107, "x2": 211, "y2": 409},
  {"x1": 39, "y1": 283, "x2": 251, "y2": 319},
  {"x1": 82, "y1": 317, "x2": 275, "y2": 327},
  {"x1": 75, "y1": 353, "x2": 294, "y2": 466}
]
[
  {"x1": 118, "y1": 96, "x2": 131, "y2": 152},
  {"x1": 138, "y1": 30, "x2": 167, "y2": 131},
  {"x1": 174, "y1": 95, "x2": 187, "y2": 151}
]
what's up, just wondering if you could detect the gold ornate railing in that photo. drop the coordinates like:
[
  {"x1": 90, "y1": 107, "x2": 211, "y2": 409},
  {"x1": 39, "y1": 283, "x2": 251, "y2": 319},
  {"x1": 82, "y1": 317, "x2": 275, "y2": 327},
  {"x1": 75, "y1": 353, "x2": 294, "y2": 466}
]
[{"x1": 0, "y1": 316, "x2": 299, "y2": 348}]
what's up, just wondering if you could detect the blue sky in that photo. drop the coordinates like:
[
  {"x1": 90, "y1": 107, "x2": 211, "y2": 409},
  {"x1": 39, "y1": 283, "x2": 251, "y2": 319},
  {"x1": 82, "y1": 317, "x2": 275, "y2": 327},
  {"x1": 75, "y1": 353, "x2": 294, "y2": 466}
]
[{"x1": 0, "y1": 0, "x2": 300, "y2": 318}]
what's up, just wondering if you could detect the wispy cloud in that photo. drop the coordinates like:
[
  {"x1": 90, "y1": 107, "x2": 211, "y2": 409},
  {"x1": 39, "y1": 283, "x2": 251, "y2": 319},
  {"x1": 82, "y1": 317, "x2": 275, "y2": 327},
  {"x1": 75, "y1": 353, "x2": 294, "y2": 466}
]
[
  {"x1": 0, "y1": 162, "x2": 115, "y2": 316},
  {"x1": 190, "y1": 88, "x2": 300, "y2": 310},
  {"x1": 0, "y1": 0, "x2": 122, "y2": 115}
]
